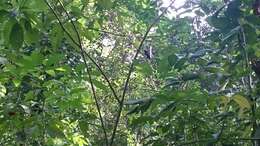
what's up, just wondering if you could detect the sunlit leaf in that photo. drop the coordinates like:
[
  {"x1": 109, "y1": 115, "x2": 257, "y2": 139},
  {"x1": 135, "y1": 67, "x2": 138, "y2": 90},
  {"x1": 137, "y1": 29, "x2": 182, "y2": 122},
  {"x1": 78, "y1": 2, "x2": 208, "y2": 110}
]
[
  {"x1": 232, "y1": 95, "x2": 251, "y2": 110},
  {"x1": 0, "y1": 84, "x2": 6, "y2": 97},
  {"x1": 46, "y1": 70, "x2": 56, "y2": 76}
]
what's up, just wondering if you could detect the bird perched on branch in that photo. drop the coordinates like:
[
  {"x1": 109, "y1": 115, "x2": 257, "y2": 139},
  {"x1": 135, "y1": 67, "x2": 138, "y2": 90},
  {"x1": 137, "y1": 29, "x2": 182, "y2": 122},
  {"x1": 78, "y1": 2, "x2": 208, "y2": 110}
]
[
  {"x1": 253, "y1": 0, "x2": 260, "y2": 16},
  {"x1": 251, "y1": 59, "x2": 260, "y2": 78}
]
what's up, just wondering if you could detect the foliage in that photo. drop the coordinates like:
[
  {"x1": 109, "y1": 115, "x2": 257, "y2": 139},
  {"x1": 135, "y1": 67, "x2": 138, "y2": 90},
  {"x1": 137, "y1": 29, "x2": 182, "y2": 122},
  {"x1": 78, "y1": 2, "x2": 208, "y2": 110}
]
[{"x1": 0, "y1": 0, "x2": 260, "y2": 145}]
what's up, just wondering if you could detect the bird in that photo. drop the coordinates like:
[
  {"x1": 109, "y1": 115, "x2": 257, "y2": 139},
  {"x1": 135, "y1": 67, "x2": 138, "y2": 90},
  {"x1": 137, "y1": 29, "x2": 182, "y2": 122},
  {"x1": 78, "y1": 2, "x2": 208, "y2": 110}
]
[{"x1": 251, "y1": 59, "x2": 260, "y2": 78}]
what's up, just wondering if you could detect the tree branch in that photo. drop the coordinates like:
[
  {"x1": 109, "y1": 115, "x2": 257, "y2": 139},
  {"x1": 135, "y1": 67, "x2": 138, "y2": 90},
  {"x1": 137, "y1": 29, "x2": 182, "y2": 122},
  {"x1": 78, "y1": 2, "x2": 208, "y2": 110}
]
[
  {"x1": 109, "y1": 0, "x2": 177, "y2": 145},
  {"x1": 239, "y1": 26, "x2": 257, "y2": 146},
  {"x1": 56, "y1": 0, "x2": 109, "y2": 145},
  {"x1": 44, "y1": 0, "x2": 110, "y2": 145},
  {"x1": 43, "y1": 0, "x2": 120, "y2": 104}
]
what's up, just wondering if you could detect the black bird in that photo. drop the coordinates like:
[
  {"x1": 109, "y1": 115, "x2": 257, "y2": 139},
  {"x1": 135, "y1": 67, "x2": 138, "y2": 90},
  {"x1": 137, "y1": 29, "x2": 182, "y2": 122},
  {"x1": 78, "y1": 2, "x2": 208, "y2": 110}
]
[{"x1": 252, "y1": 59, "x2": 260, "y2": 78}]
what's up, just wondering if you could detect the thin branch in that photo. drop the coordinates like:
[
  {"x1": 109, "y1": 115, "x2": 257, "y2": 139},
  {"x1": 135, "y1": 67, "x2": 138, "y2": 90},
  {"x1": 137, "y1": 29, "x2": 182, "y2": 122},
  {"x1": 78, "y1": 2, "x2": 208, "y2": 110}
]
[
  {"x1": 239, "y1": 26, "x2": 257, "y2": 146},
  {"x1": 44, "y1": 1, "x2": 79, "y2": 47},
  {"x1": 43, "y1": 0, "x2": 120, "y2": 104},
  {"x1": 83, "y1": 53, "x2": 120, "y2": 103},
  {"x1": 56, "y1": 0, "x2": 109, "y2": 145},
  {"x1": 44, "y1": 0, "x2": 110, "y2": 145},
  {"x1": 109, "y1": 0, "x2": 177, "y2": 145}
]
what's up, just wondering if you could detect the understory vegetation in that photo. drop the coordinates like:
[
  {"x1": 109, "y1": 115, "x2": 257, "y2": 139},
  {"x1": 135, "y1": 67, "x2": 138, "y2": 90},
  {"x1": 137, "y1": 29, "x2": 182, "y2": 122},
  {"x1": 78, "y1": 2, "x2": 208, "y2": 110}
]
[{"x1": 0, "y1": 0, "x2": 260, "y2": 145}]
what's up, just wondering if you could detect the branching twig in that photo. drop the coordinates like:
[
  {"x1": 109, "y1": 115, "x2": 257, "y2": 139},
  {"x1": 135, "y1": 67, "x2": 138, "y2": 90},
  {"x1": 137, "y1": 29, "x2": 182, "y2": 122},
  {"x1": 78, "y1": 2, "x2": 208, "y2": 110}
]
[
  {"x1": 109, "y1": 0, "x2": 177, "y2": 145},
  {"x1": 56, "y1": 0, "x2": 109, "y2": 145},
  {"x1": 44, "y1": 0, "x2": 110, "y2": 145},
  {"x1": 43, "y1": 0, "x2": 120, "y2": 104}
]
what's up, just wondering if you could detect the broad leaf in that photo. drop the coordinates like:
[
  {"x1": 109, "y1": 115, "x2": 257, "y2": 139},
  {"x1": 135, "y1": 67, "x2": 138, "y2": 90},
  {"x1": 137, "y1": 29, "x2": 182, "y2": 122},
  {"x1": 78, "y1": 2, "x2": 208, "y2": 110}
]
[{"x1": 10, "y1": 22, "x2": 24, "y2": 49}]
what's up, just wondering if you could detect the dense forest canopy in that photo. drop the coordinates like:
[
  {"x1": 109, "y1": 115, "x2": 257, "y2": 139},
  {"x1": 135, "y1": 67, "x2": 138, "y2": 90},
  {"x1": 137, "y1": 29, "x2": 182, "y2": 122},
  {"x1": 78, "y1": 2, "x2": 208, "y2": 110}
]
[{"x1": 0, "y1": 0, "x2": 260, "y2": 145}]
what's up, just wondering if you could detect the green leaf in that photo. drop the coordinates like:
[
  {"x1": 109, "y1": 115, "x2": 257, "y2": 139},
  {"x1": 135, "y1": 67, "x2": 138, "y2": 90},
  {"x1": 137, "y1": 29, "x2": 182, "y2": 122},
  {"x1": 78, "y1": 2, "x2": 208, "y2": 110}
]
[
  {"x1": 92, "y1": 79, "x2": 108, "y2": 91},
  {"x1": 70, "y1": 6, "x2": 83, "y2": 17},
  {"x1": 154, "y1": 90, "x2": 207, "y2": 104},
  {"x1": 182, "y1": 72, "x2": 200, "y2": 81},
  {"x1": 45, "y1": 53, "x2": 64, "y2": 66},
  {"x1": 255, "y1": 49, "x2": 260, "y2": 57},
  {"x1": 17, "y1": 51, "x2": 44, "y2": 70},
  {"x1": 70, "y1": 87, "x2": 87, "y2": 95},
  {"x1": 158, "y1": 56, "x2": 171, "y2": 78},
  {"x1": 174, "y1": 57, "x2": 186, "y2": 70},
  {"x1": 157, "y1": 102, "x2": 177, "y2": 117},
  {"x1": 81, "y1": 0, "x2": 89, "y2": 6},
  {"x1": 23, "y1": 19, "x2": 40, "y2": 44},
  {"x1": 19, "y1": 104, "x2": 30, "y2": 114},
  {"x1": 55, "y1": 67, "x2": 67, "y2": 72},
  {"x1": 225, "y1": 0, "x2": 241, "y2": 19},
  {"x1": 125, "y1": 98, "x2": 153, "y2": 105},
  {"x1": 97, "y1": 0, "x2": 113, "y2": 9},
  {"x1": 0, "y1": 10, "x2": 9, "y2": 22},
  {"x1": 46, "y1": 70, "x2": 56, "y2": 76},
  {"x1": 47, "y1": 121, "x2": 65, "y2": 138},
  {"x1": 131, "y1": 116, "x2": 153, "y2": 126},
  {"x1": 232, "y1": 95, "x2": 251, "y2": 110},
  {"x1": 27, "y1": 54, "x2": 41, "y2": 66},
  {"x1": 72, "y1": 134, "x2": 88, "y2": 146},
  {"x1": 246, "y1": 15, "x2": 260, "y2": 26},
  {"x1": 243, "y1": 24, "x2": 257, "y2": 45},
  {"x1": 50, "y1": 25, "x2": 63, "y2": 49},
  {"x1": 168, "y1": 54, "x2": 178, "y2": 67},
  {"x1": 221, "y1": 26, "x2": 240, "y2": 42},
  {"x1": 2, "y1": 18, "x2": 16, "y2": 45},
  {"x1": 25, "y1": 126, "x2": 40, "y2": 138},
  {"x1": 13, "y1": 79, "x2": 21, "y2": 87},
  {"x1": 84, "y1": 30, "x2": 95, "y2": 41},
  {"x1": 204, "y1": 66, "x2": 223, "y2": 73},
  {"x1": 79, "y1": 120, "x2": 90, "y2": 132},
  {"x1": 0, "y1": 84, "x2": 6, "y2": 97},
  {"x1": 10, "y1": 22, "x2": 24, "y2": 49},
  {"x1": 206, "y1": 16, "x2": 230, "y2": 30},
  {"x1": 135, "y1": 62, "x2": 153, "y2": 76},
  {"x1": 24, "y1": 0, "x2": 48, "y2": 11}
]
